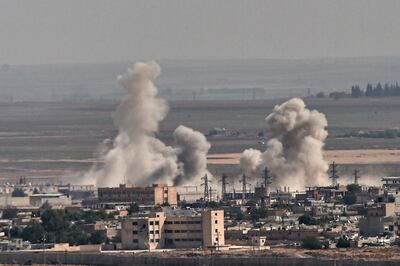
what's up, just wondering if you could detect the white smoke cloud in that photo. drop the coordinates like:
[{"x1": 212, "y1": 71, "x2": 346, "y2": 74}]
[
  {"x1": 173, "y1": 125, "x2": 211, "y2": 185},
  {"x1": 240, "y1": 98, "x2": 329, "y2": 190},
  {"x1": 84, "y1": 61, "x2": 209, "y2": 187},
  {"x1": 240, "y1": 148, "x2": 262, "y2": 176}
]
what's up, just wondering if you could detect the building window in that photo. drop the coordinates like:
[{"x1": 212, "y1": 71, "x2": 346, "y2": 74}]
[
  {"x1": 155, "y1": 221, "x2": 159, "y2": 225},
  {"x1": 216, "y1": 237, "x2": 219, "y2": 241},
  {"x1": 133, "y1": 239, "x2": 138, "y2": 243},
  {"x1": 215, "y1": 220, "x2": 218, "y2": 224},
  {"x1": 215, "y1": 213, "x2": 218, "y2": 216},
  {"x1": 155, "y1": 230, "x2": 159, "y2": 234},
  {"x1": 149, "y1": 231, "x2": 154, "y2": 234},
  {"x1": 215, "y1": 229, "x2": 218, "y2": 233},
  {"x1": 155, "y1": 239, "x2": 159, "y2": 242},
  {"x1": 132, "y1": 222, "x2": 138, "y2": 226},
  {"x1": 132, "y1": 231, "x2": 138, "y2": 234},
  {"x1": 149, "y1": 221, "x2": 154, "y2": 225}
]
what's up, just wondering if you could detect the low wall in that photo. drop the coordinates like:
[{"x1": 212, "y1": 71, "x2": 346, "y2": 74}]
[{"x1": 0, "y1": 252, "x2": 398, "y2": 266}]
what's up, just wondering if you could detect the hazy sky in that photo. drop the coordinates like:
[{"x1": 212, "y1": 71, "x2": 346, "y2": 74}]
[{"x1": 2, "y1": 0, "x2": 400, "y2": 65}]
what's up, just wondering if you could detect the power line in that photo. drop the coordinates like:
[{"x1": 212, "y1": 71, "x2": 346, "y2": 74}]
[
  {"x1": 353, "y1": 168, "x2": 361, "y2": 185},
  {"x1": 219, "y1": 173, "x2": 228, "y2": 197},
  {"x1": 329, "y1": 161, "x2": 339, "y2": 186},
  {"x1": 240, "y1": 174, "x2": 248, "y2": 201},
  {"x1": 201, "y1": 174, "x2": 210, "y2": 202}
]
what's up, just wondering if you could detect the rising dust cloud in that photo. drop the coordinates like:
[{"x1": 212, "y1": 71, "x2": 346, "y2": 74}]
[
  {"x1": 84, "y1": 61, "x2": 210, "y2": 187},
  {"x1": 240, "y1": 98, "x2": 329, "y2": 190}
]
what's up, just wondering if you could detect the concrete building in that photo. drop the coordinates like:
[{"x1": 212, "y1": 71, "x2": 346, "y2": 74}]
[
  {"x1": 0, "y1": 196, "x2": 30, "y2": 208},
  {"x1": 98, "y1": 184, "x2": 177, "y2": 206},
  {"x1": 177, "y1": 186, "x2": 203, "y2": 203},
  {"x1": 29, "y1": 193, "x2": 72, "y2": 207},
  {"x1": 359, "y1": 203, "x2": 398, "y2": 237},
  {"x1": 121, "y1": 209, "x2": 224, "y2": 250},
  {"x1": 382, "y1": 177, "x2": 400, "y2": 190}
]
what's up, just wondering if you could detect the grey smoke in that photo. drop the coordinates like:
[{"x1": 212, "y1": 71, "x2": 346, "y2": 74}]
[
  {"x1": 240, "y1": 98, "x2": 328, "y2": 190},
  {"x1": 85, "y1": 61, "x2": 209, "y2": 187},
  {"x1": 173, "y1": 125, "x2": 211, "y2": 185}
]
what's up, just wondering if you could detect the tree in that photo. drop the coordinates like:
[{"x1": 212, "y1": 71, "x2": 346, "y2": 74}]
[
  {"x1": 205, "y1": 201, "x2": 222, "y2": 209},
  {"x1": 336, "y1": 237, "x2": 351, "y2": 248},
  {"x1": 301, "y1": 237, "x2": 323, "y2": 249},
  {"x1": 343, "y1": 192, "x2": 357, "y2": 205},
  {"x1": 365, "y1": 83, "x2": 373, "y2": 96},
  {"x1": 346, "y1": 184, "x2": 361, "y2": 193},
  {"x1": 250, "y1": 206, "x2": 267, "y2": 222},
  {"x1": 66, "y1": 223, "x2": 90, "y2": 245},
  {"x1": 298, "y1": 214, "x2": 318, "y2": 225},
  {"x1": 21, "y1": 222, "x2": 46, "y2": 244},
  {"x1": 11, "y1": 188, "x2": 26, "y2": 197},
  {"x1": 236, "y1": 211, "x2": 246, "y2": 221},
  {"x1": 89, "y1": 230, "x2": 107, "y2": 244},
  {"x1": 351, "y1": 85, "x2": 363, "y2": 98},
  {"x1": 33, "y1": 188, "x2": 40, "y2": 194},
  {"x1": 127, "y1": 203, "x2": 140, "y2": 215},
  {"x1": 373, "y1": 82, "x2": 383, "y2": 96},
  {"x1": 41, "y1": 210, "x2": 69, "y2": 232},
  {"x1": 2, "y1": 208, "x2": 18, "y2": 219}
]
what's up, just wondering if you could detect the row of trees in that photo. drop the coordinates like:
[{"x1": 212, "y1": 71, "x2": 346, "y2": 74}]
[
  {"x1": 351, "y1": 82, "x2": 400, "y2": 97},
  {"x1": 10, "y1": 209, "x2": 113, "y2": 245}
]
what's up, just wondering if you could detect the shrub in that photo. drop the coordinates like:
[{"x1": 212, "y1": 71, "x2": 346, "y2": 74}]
[
  {"x1": 336, "y1": 237, "x2": 351, "y2": 248},
  {"x1": 301, "y1": 237, "x2": 323, "y2": 249},
  {"x1": 298, "y1": 214, "x2": 318, "y2": 225}
]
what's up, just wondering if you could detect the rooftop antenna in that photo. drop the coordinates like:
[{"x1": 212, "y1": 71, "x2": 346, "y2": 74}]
[
  {"x1": 329, "y1": 161, "x2": 339, "y2": 186},
  {"x1": 201, "y1": 174, "x2": 210, "y2": 202},
  {"x1": 353, "y1": 169, "x2": 361, "y2": 185}
]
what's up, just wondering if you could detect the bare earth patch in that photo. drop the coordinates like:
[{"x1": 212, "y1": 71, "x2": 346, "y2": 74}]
[{"x1": 207, "y1": 149, "x2": 400, "y2": 165}]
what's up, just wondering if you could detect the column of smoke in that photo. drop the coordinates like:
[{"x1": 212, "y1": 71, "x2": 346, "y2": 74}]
[
  {"x1": 84, "y1": 61, "x2": 210, "y2": 187},
  {"x1": 173, "y1": 125, "x2": 211, "y2": 186},
  {"x1": 240, "y1": 98, "x2": 329, "y2": 190}
]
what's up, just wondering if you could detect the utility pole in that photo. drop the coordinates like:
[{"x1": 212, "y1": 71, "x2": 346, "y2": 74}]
[
  {"x1": 240, "y1": 174, "x2": 247, "y2": 201},
  {"x1": 201, "y1": 174, "x2": 210, "y2": 202},
  {"x1": 263, "y1": 167, "x2": 271, "y2": 188},
  {"x1": 219, "y1": 173, "x2": 228, "y2": 199},
  {"x1": 329, "y1": 161, "x2": 339, "y2": 186},
  {"x1": 262, "y1": 167, "x2": 272, "y2": 205},
  {"x1": 353, "y1": 168, "x2": 361, "y2": 185}
]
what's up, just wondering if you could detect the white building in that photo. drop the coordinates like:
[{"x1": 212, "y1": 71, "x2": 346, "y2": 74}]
[{"x1": 121, "y1": 209, "x2": 224, "y2": 250}]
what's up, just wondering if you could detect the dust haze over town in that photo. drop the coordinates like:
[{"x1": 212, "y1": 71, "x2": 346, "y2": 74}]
[{"x1": 3, "y1": 0, "x2": 400, "y2": 264}]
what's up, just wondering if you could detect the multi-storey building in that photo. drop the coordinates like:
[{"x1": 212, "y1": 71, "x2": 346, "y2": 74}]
[
  {"x1": 121, "y1": 209, "x2": 224, "y2": 250},
  {"x1": 98, "y1": 184, "x2": 177, "y2": 206}
]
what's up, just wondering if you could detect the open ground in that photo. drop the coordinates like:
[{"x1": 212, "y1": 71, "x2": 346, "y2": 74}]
[{"x1": 0, "y1": 97, "x2": 399, "y2": 180}]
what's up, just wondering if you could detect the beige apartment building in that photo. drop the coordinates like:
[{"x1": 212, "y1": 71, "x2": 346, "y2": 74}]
[
  {"x1": 98, "y1": 184, "x2": 177, "y2": 206},
  {"x1": 121, "y1": 209, "x2": 224, "y2": 250}
]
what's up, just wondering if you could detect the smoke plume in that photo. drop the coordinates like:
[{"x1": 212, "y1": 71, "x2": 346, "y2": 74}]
[
  {"x1": 85, "y1": 61, "x2": 209, "y2": 187},
  {"x1": 173, "y1": 125, "x2": 211, "y2": 185},
  {"x1": 240, "y1": 98, "x2": 328, "y2": 190}
]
